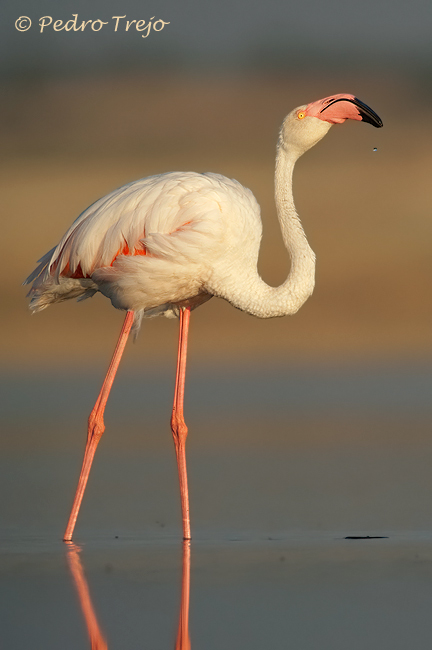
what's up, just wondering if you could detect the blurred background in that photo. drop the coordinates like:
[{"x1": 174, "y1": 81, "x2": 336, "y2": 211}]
[
  {"x1": 3, "y1": 2, "x2": 432, "y2": 647},
  {"x1": 1, "y1": 0, "x2": 432, "y2": 533},
  {"x1": 2, "y1": 0, "x2": 431, "y2": 369}
]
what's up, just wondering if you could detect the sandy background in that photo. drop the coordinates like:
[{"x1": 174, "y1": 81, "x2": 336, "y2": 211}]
[{"x1": 2, "y1": 72, "x2": 431, "y2": 370}]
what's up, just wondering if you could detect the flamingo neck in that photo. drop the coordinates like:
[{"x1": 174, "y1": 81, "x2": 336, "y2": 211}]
[
  {"x1": 273, "y1": 143, "x2": 316, "y2": 312},
  {"x1": 212, "y1": 144, "x2": 316, "y2": 319}
]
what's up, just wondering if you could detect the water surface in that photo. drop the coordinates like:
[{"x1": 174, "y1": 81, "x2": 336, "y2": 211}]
[{"x1": 2, "y1": 363, "x2": 432, "y2": 648}]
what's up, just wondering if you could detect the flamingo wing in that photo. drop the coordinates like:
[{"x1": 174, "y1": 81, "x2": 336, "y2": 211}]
[{"x1": 24, "y1": 172, "x2": 260, "y2": 317}]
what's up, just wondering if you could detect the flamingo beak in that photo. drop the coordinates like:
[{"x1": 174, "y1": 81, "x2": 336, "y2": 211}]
[{"x1": 320, "y1": 96, "x2": 383, "y2": 128}]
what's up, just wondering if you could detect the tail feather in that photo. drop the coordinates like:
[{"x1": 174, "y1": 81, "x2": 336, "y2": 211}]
[
  {"x1": 23, "y1": 247, "x2": 55, "y2": 286},
  {"x1": 27, "y1": 276, "x2": 98, "y2": 313},
  {"x1": 25, "y1": 244, "x2": 98, "y2": 312}
]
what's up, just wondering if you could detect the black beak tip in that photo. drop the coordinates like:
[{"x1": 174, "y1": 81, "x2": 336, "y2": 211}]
[
  {"x1": 362, "y1": 114, "x2": 384, "y2": 128},
  {"x1": 354, "y1": 96, "x2": 383, "y2": 128}
]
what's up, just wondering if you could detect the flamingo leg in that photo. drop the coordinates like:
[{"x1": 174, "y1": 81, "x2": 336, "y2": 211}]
[
  {"x1": 171, "y1": 306, "x2": 192, "y2": 540},
  {"x1": 63, "y1": 310, "x2": 135, "y2": 541}
]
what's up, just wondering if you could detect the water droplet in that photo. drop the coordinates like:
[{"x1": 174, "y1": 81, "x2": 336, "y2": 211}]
[{"x1": 373, "y1": 147, "x2": 377, "y2": 152}]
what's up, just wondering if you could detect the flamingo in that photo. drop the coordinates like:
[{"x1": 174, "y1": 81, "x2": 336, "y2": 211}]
[{"x1": 25, "y1": 93, "x2": 383, "y2": 542}]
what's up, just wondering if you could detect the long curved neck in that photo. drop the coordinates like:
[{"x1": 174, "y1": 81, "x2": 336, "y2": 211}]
[
  {"x1": 273, "y1": 143, "x2": 316, "y2": 313},
  {"x1": 213, "y1": 143, "x2": 316, "y2": 319}
]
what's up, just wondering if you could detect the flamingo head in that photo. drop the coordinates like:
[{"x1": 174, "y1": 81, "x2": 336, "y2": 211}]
[
  {"x1": 280, "y1": 93, "x2": 383, "y2": 156},
  {"x1": 305, "y1": 93, "x2": 383, "y2": 127}
]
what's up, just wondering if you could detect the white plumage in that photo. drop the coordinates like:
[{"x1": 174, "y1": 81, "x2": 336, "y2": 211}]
[{"x1": 26, "y1": 171, "x2": 261, "y2": 322}]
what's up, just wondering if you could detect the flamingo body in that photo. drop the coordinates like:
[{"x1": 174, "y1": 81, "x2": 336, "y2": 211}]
[{"x1": 26, "y1": 172, "x2": 261, "y2": 323}]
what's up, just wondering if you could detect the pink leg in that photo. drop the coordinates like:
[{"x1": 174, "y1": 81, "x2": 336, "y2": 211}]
[
  {"x1": 63, "y1": 310, "x2": 134, "y2": 541},
  {"x1": 171, "y1": 307, "x2": 192, "y2": 540}
]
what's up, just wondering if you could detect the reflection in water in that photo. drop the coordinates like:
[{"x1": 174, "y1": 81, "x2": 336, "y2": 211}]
[
  {"x1": 65, "y1": 541, "x2": 191, "y2": 649},
  {"x1": 176, "y1": 541, "x2": 191, "y2": 650},
  {"x1": 65, "y1": 543, "x2": 108, "y2": 650}
]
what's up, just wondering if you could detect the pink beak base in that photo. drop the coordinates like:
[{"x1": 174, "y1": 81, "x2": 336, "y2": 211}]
[{"x1": 305, "y1": 93, "x2": 383, "y2": 127}]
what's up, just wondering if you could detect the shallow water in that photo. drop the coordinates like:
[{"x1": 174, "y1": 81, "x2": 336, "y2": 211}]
[
  {"x1": 3, "y1": 533, "x2": 432, "y2": 649},
  {"x1": 2, "y1": 363, "x2": 432, "y2": 648}
]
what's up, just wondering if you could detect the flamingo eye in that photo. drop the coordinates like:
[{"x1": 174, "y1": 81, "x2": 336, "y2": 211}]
[{"x1": 297, "y1": 111, "x2": 306, "y2": 120}]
